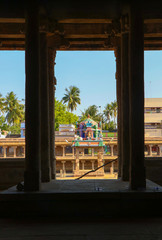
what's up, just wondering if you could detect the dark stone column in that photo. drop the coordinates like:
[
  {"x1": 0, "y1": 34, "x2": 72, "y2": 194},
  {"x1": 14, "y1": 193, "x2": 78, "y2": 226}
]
[
  {"x1": 48, "y1": 48, "x2": 56, "y2": 179},
  {"x1": 115, "y1": 44, "x2": 122, "y2": 177},
  {"x1": 129, "y1": 5, "x2": 146, "y2": 190},
  {"x1": 40, "y1": 32, "x2": 51, "y2": 182},
  {"x1": 121, "y1": 15, "x2": 130, "y2": 181},
  {"x1": 24, "y1": 3, "x2": 41, "y2": 191}
]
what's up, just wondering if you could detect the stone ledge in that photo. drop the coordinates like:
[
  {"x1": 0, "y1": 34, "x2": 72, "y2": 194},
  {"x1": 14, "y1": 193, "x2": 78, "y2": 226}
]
[{"x1": 1, "y1": 179, "x2": 162, "y2": 218}]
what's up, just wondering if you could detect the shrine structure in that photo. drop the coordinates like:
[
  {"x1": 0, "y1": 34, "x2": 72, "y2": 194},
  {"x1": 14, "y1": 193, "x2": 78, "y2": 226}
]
[
  {"x1": 75, "y1": 115, "x2": 102, "y2": 140},
  {"x1": 72, "y1": 117, "x2": 105, "y2": 177}
]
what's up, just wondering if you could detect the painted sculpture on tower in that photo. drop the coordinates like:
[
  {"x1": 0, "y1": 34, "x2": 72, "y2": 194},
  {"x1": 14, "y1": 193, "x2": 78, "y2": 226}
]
[
  {"x1": 75, "y1": 115, "x2": 102, "y2": 141},
  {"x1": 72, "y1": 115, "x2": 105, "y2": 177}
]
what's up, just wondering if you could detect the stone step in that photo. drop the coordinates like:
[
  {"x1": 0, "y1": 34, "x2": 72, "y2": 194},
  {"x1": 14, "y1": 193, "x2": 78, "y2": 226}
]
[{"x1": 1, "y1": 179, "x2": 162, "y2": 218}]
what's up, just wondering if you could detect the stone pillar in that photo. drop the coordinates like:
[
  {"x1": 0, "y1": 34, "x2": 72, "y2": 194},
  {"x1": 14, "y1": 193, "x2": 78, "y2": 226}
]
[
  {"x1": 61, "y1": 161, "x2": 66, "y2": 176},
  {"x1": 110, "y1": 162, "x2": 114, "y2": 175},
  {"x1": 91, "y1": 160, "x2": 95, "y2": 170},
  {"x1": 81, "y1": 160, "x2": 85, "y2": 170},
  {"x1": 82, "y1": 149, "x2": 85, "y2": 157},
  {"x1": 97, "y1": 150, "x2": 103, "y2": 168},
  {"x1": 48, "y1": 48, "x2": 56, "y2": 179},
  {"x1": 40, "y1": 32, "x2": 51, "y2": 183},
  {"x1": 129, "y1": 4, "x2": 146, "y2": 190},
  {"x1": 92, "y1": 148, "x2": 94, "y2": 157},
  {"x1": 62, "y1": 146, "x2": 65, "y2": 157},
  {"x1": 149, "y1": 145, "x2": 153, "y2": 156},
  {"x1": 75, "y1": 148, "x2": 80, "y2": 171},
  {"x1": 115, "y1": 43, "x2": 122, "y2": 177},
  {"x1": 110, "y1": 145, "x2": 114, "y2": 156},
  {"x1": 3, "y1": 146, "x2": 7, "y2": 158},
  {"x1": 13, "y1": 146, "x2": 17, "y2": 158},
  {"x1": 121, "y1": 15, "x2": 130, "y2": 181},
  {"x1": 24, "y1": 2, "x2": 41, "y2": 191}
]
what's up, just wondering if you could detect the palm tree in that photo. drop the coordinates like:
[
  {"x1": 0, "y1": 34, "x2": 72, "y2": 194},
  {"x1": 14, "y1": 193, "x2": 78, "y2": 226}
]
[
  {"x1": 81, "y1": 105, "x2": 100, "y2": 122},
  {"x1": 111, "y1": 101, "x2": 117, "y2": 126},
  {"x1": 0, "y1": 93, "x2": 5, "y2": 116},
  {"x1": 19, "y1": 102, "x2": 25, "y2": 121},
  {"x1": 19, "y1": 98, "x2": 25, "y2": 121},
  {"x1": 4, "y1": 91, "x2": 24, "y2": 125},
  {"x1": 62, "y1": 86, "x2": 81, "y2": 112},
  {"x1": 103, "y1": 103, "x2": 113, "y2": 123}
]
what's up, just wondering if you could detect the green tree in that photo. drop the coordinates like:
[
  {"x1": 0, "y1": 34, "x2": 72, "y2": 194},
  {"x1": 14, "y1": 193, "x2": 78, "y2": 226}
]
[
  {"x1": 9, "y1": 123, "x2": 21, "y2": 134},
  {"x1": 103, "y1": 103, "x2": 113, "y2": 123},
  {"x1": 80, "y1": 105, "x2": 100, "y2": 122},
  {"x1": 0, "y1": 93, "x2": 5, "y2": 115},
  {"x1": 19, "y1": 101, "x2": 25, "y2": 121},
  {"x1": 0, "y1": 116, "x2": 9, "y2": 132},
  {"x1": 62, "y1": 86, "x2": 81, "y2": 112},
  {"x1": 111, "y1": 101, "x2": 117, "y2": 126},
  {"x1": 103, "y1": 121, "x2": 115, "y2": 131},
  {"x1": 55, "y1": 99, "x2": 79, "y2": 130},
  {"x1": 4, "y1": 91, "x2": 24, "y2": 126}
]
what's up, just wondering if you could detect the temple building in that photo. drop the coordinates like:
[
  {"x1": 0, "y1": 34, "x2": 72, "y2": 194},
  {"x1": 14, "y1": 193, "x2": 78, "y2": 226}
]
[
  {"x1": 59, "y1": 124, "x2": 75, "y2": 135},
  {"x1": 1, "y1": 106, "x2": 162, "y2": 189},
  {"x1": 145, "y1": 98, "x2": 162, "y2": 137},
  {"x1": 2, "y1": 0, "x2": 162, "y2": 219}
]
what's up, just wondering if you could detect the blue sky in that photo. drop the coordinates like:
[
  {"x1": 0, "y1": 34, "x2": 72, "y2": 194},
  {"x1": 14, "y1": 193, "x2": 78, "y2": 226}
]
[{"x1": 0, "y1": 50, "x2": 162, "y2": 116}]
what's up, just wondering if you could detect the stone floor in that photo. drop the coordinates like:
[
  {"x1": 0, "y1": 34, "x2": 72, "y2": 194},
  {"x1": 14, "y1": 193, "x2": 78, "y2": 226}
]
[
  {"x1": 1, "y1": 217, "x2": 162, "y2": 239},
  {"x1": 3, "y1": 178, "x2": 162, "y2": 193}
]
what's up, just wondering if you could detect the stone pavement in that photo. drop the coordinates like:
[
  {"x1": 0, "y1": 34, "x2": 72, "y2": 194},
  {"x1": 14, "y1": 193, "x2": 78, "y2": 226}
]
[
  {"x1": 0, "y1": 217, "x2": 162, "y2": 239},
  {"x1": 3, "y1": 178, "x2": 162, "y2": 193}
]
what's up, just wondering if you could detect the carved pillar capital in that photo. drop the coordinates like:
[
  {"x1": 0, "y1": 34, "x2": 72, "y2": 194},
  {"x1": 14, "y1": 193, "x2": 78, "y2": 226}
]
[
  {"x1": 104, "y1": 18, "x2": 121, "y2": 49},
  {"x1": 121, "y1": 14, "x2": 129, "y2": 34},
  {"x1": 48, "y1": 32, "x2": 70, "y2": 50}
]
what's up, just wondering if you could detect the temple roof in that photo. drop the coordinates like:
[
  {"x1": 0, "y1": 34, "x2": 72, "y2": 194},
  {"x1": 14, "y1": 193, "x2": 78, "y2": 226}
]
[
  {"x1": 1, "y1": 1, "x2": 162, "y2": 51},
  {"x1": 80, "y1": 117, "x2": 98, "y2": 128}
]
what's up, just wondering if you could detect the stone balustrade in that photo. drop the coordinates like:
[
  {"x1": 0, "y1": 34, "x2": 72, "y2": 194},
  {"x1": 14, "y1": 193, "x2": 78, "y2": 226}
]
[
  {"x1": 1, "y1": 139, "x2": 162, "y2": 159},
  {"x1": 0, "y1": 139, "x2": 162, "y2": 178}
]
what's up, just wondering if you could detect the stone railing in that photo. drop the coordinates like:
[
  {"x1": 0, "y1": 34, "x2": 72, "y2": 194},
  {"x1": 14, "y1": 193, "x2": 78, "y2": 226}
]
[{"x1": 1, "y1": 138, "x2": 162, "y2": 158}]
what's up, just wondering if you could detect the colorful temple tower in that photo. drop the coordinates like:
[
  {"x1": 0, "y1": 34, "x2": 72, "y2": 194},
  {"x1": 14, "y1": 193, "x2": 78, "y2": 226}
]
[
  {"x1": 72, "y1": 116, "x2": 105, "y2": 177},
  {"x1": 75, "y1": 115, "x2": 102, "y2": 140}
]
